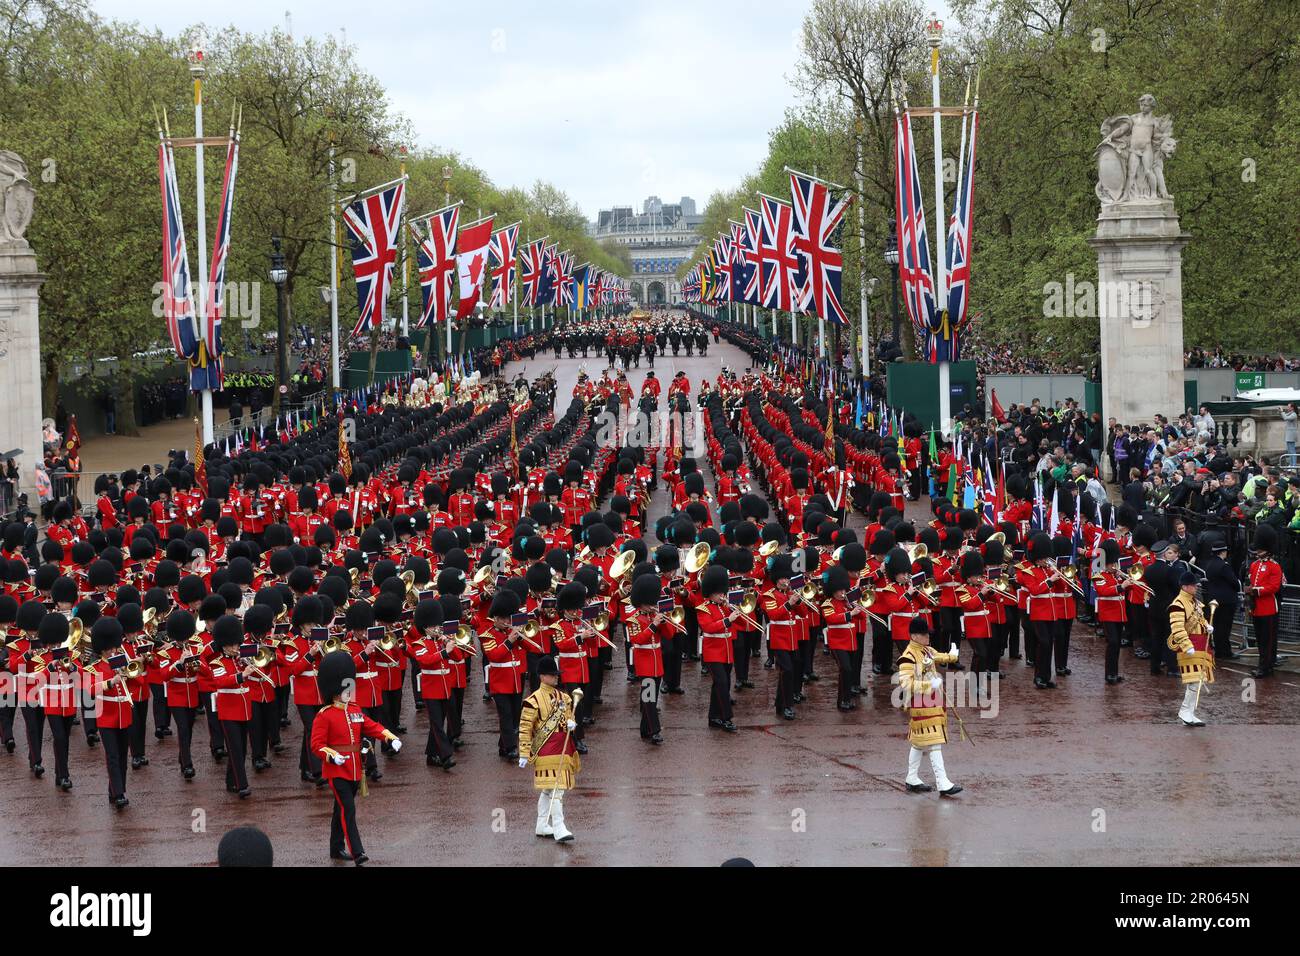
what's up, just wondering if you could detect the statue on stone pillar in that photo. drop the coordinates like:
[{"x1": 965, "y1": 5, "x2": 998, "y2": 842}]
[
  {"x1": 0, "y1": 151, "x2": 35, "y2": 246},
  {"x1": 1095, "y1": 94, "x2": 1176, "y2": 204}
]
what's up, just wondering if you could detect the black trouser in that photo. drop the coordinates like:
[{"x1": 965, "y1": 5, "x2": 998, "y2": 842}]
[
  {"x1": 1054, "y1": 618, "x2": 1072, "y2": 671},
  {"x1": 276, "y1": 684, "x2": 291, "y2": 726},
  {"x1": 424, "y1": 699, "x2": 454, "y2": 760},
  {"x1": 774, "y1": 649, "x2": 797, "y2": 713},
  {"x1": 833, "y1": 649, "x2": 854, "y2": 705},
  {"x1": 1127, "y1": 603, "x2": 1149, "y2": 658},
  {"x1": 1212, "y1": 600, "x2": 1237, "y2": 658},
  {"x1": 526, "y1": 652, "x2": 543, "y2": 693},
  {"x1": 1140, "y1": 605, "x2": 1164, "y2": 670},
  {"x1": 449, "y1": 687, "x2": 465, "y2": 740},
  {"x1": 48, "y1": 713, "x2": 72, "y2": 780},
  {"x1": 732, "y1": 634, "x2": 751, "y2": 684},
  {"x1": 101, "y1": 726, "x2": 130, "y2": 800},
  {"x1": 1254, "y1": 614, "x2": 1279, "y2": 672},
  {"x1": 799, "y1": 636, "x2": 816, "y2": 679},
  {"x1": 0, "y1": 698, "x2": 15, "y2": 746},
  {"x1": 250, "y1": 699, "x2": 278, "y2": 761},
  {"x1": 871, "y1": 621, "x2": 892, "y2": 672},
  {"x1": 587, "y1": 654, "x2": 604, "y2": 702},
  {"x1": 81, "y1": 697, "x2": 97, "y2": 742},
  {"x1": 173, "y1": 706, "x2": 196, "y2": 768},
  {"x1": 1021, "y1": 609, "x2": 1035, "y2": 663},
  {"x1": 991, "y1": 621, "x2": 1009, "y2": 665},
  {"x1": 328, "y1": 778, "x2": 365, "y2": 858},
  {"x1": 362, "y1": 706, "x2": 384, "y2": 774},
  {"x1": 966, "y1": 637, "x2": 991, "y2": 677},
  {"x1": 298, "y1": 704, "x2": 321, "y2": 776},
  {"x1": 1103, "y1": 622, "x2": 1123, "y2": 678},
  {"x1": 707, "y1": 662, "x2": 732, "y2": 722},
  {"x1": 380, "y1": 689, "x2": 402, "y2": 733},
  {"x1": 639, "y1": 676, "x2": 661, "y2": 738},
  {"x1": 662, "y1": 635, "x2": 682, "y2": 690},
  {"x1": 1032, "y1": 620, "x2": 1055, "y2": 683},
  {"x1": 1005, "y1": 606, "x2": 1021, "y2": 657},
  {"x1": 493, "y1": 692, "x2": 521, "y2": 754},
  {"x1": 847, "y1": 633, "x2": 864, "y2": 688},
  {"x1": 150, "y1": 684, "x2": 170, "y2": 733},
  {"x1": 128, "y1": 699, "x2": 149, "y2": 760},
  {"x1": 22, "y1": 706, "x2": 44, "y2": 769},
  {"x1": 221, "y1": 719, "x2": 250, "y2": 791},
  {"x1": 207, "y1": 701, "x2": 226, "y2": 754}
]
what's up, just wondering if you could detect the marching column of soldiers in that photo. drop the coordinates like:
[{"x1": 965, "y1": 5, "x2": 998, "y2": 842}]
[{"x1": 3, "y1": 308, "x2": 1279, "y2": 857}]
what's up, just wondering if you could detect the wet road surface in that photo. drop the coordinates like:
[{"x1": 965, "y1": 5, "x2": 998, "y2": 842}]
[{"x1": 4, "y1": 335, "x2": 1297, "y2": 866}]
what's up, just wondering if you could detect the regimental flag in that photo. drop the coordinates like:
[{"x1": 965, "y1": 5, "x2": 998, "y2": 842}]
[
  {"x1": 487, "y1": 221, "x2": 520, "y2": 310},
  {"x1": 789, "y1": 170, "x2": 851, "y2": 325},
  {"x1": 894, "y1": 105, "x2": 939, "y2": 359},
  {"x1": 455, "y1": 215, "x2": 494, "y2": 320},
  {"x1": 519, "y1": 238, "x2": 546, "y2": 306},
  {"x1": 757, "y1": 194, "x2": 805, "y2": 313},
  {"x1": 572, "y1": 263, "x2": 590, "y2": 311},
  {"x1": 200, "y1": 109, "x2": 241, "y2": 391},
  {"x1": 157, "y1": 121, "x2": 203, "y2": 389},
  {"x1": 193, "y1": 418, "x2": 207, "y2": 496},
  {"x1": 342, "y1": 180, "x2": 406, "y2": 336},
  {"x1": 338, "y1": 415, "x2": 352, "y2": 482},
  {"x1": 944, "y1": 89, "x2": 979, "y2": 362},
  {"x1": 712, "y1": 235, "x2": 733, "y2": 303},
  {"x1": 410, "y1": 204, "x2": 459, "y2": 329}
]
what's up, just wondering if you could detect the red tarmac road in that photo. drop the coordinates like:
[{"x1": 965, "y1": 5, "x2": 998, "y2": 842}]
[{"x1": 2, "y1": 336, "x2": 1297, "y2": 866}]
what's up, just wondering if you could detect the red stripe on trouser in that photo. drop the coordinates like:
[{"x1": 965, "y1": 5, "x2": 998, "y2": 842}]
[{"x1": 329, "y1": 779, "x2": 354, "y2": 858}]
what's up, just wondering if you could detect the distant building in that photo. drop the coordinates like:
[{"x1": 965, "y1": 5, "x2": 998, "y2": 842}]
[{"x1": 590, "y1": 196, "x2": 703, "y2": 305}]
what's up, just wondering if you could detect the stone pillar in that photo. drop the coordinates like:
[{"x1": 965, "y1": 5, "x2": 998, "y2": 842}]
[
  {"x1": 1089, "y1": 200, "x2": 1188, "y2": 430},
  {"x1": 0, "y1": 150, "x2": 44, "y2": 500}
]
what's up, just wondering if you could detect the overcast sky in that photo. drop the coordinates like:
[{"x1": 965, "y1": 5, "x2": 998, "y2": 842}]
[{"x1": 93, "y1": 0, "x2": 812, "y2": 220}]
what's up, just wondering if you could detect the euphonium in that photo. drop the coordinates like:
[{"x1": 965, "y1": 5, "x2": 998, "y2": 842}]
[
  {"x1": 121, "y1": 658, "x2": 146, "y2": 680},
  {"x1": 322, "y1": 634, "x2": 346, "y2": 654},
  {"x1": 471, "y1": 565, "x2": 495, "y2": 588},
  {"x1": 378, "y1": 630, "x2": 401, "y2": 653},
  {"x1": 252, "y1": 646, "x2": 277, "y2": 670}
]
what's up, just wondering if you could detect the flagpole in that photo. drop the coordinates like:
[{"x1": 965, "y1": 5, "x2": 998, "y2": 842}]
[
  {"x1": 187, "y1": 39, "x2": 215, "y2": 445},
  {"x1": 856, "y1": 123, "x2": 870, "y2": 378},
  {"x1": 328, "y1": 140, "x2": 340, "y2": 391},
  {"x1": 927, "y1": 17, "x2": 951, "y2": 438},
  {"x1": 399, "y1": 150, "x2": 409, "y2": 339}
]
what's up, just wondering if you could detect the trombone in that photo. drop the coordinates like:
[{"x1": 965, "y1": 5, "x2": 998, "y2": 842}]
[
  {"x1": 726, "y1": 591, "x2": 762, "y2": 630},
  {"x1": 1048, "y1": 564, "x2": 1086, "y2": 597},
  {"x1": 1125, "y1": 562, "x2": 1154, "y2": 596}
]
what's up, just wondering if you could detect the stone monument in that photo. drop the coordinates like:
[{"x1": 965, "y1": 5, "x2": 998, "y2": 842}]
[
  {"x1": 1089, "y1": 95, "x2": 1189, "y2": 448},
  {"x1": 0, "y1": 150, "x2": 46, "y2": 499}
]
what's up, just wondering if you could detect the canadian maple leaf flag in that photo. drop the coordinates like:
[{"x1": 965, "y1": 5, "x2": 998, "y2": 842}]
[{"x1": 456, "y1": 216, "x2": 495, "y2": 319}]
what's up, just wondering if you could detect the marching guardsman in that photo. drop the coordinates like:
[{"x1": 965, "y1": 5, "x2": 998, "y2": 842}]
[
  {"x1": 87, "y1": 617, "x2": 135, "y2": 809},
  {"x1": 551, "y1": 582, "x2": 592, "y2": 746},
  {"x1": 1245, "y1": 524, "x2": 1283, "y2": 678},
  {"x1": 31, "y1": 611, "x2": 78, "y2": 791},
  {"x1": 518, "y1": 656, "x2": 581, "y2": 843},
  {"x1": 157, "y1": 608, "x2": 203, "y2": 778},
  {"x1": 696, "y1": 564, "x2": 738, "y2": 731},
  {"x1": 1016, "y1": 533, "x2": 1060, "y2": 689},
  {"x1": 761, "y1": 553, "x2": 801, "y2": 720},
  {"x1": 626, "y1": 574, "x2": 671, "y2": 744},
  {"x1": 481, "y1": 590, "x2": 526, "y2": 759},
  {"x1": 1092, "y1": 540, "x2": 1129, "y2": 684},
  {"x1": 896, "y1": 618, "x2": 962, "y2": 796},
  {"x1": 954, "y1": 551, "x2": 994, "y2": 685},
  {"x1": 820, "y1": 564, "x2": 864, "y2": 710},
  {"x1": 198, "y1": 615, "x2": 256, "y2": 799},
  {"x1": 405, "y1": 598, "x2": 456, "y2": 770},
  {"x1": 1167, "y1": 572, "x2": 1215, "y2": 726},
  {"x1": 311, "y1": 650, "x2": 402, "y2": 864}
]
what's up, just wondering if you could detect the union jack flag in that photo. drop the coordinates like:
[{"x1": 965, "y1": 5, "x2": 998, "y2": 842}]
[
  {"x1": 790, "y1": 170, "x2": 851, "y2": 325},
  {"x1": 157, "y1": 131, "x2": 204, "y2": 390},
  {"x1": 552, "y1": 250, "x2": 574, "y2": 308},
  {"x1": 519, "y1": 238, "x2": 546, "y2": 306},
  {"x1": 944, "y1": 103, "x2": 979, "y2": 361},
  {"x1": 410, "y1": 204, "x2": 458, "y2": 329},
  {"x1": 342, "y1": 181, "x2": 405, "y2": 337},
  {"x1": 894, "y1": 108, "x2": 939, "y2": 360},
  {"x1": 199, "y1": 117, "x2": 240, "y2": 390},
  {"x1": 757, "y1": 194, "x2": 805, "y2": 313},
  {"x1": 740, "y1": 207, "x2": 764, "y2": 305},
  {"x1": 712, "y1": 235, "x2": 733, "y2": 303},
  {"x1": 487, "y1": 221, "x2": 520, "y2": 309}
]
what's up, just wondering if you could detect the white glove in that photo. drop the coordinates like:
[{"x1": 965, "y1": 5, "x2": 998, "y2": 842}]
[
  {"x1": 389, "y1": 738, "x2": 402, "y2": 753},
  {"x1": 518, "y1": 757, "x2": 529, "y2": 769},
  {"x1": 330, "y1": 754, "x2": 347, "y2": 766},
  {"x1": 929, "y1": 676, "x2": 943, "y2": 691},
  {"x1": 1183, "y1": 645, "x2": 1197, "y2": 656},
  {"x1": 566, "y1": 719, "x2": 577, "y2": 731}
]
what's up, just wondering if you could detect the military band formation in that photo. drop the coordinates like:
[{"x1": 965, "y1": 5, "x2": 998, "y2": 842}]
[{"x1": 2, "y1": 309, "x2": 1282, "y2": 862}]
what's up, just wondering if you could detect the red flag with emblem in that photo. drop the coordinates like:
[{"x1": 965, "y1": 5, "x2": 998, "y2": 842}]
[{"x1": 455, "y1": 216, "x2": 495, "y2": 320}]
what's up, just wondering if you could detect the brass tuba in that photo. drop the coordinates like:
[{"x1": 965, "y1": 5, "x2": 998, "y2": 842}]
[{"x1": 683, "y1": 541, "x2": 711, "y2": 575}]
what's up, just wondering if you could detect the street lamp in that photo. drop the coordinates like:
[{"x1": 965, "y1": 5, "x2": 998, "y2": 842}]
[
  {"x1": 269, "y1": 235, "x2": 289, "y2": 412},
  {"x1": 883, "y1": 218, "x2": 901, "y2": 351}
]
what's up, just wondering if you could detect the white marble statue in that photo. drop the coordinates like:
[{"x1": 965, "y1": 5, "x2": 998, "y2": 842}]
[
  {"x1": 0, "y1": 151, "x2": 36, "y2": 246},
  {"x1": 1096, "y1": 94, "x2": 1176, "y2": 204}
]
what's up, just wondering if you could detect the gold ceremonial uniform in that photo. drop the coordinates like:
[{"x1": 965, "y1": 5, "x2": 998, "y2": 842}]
[
  {"x1": 518, "y1": 684, "x2": 581, "y2": 792},
  {"x1": 1167, "y1": 590, "x2": 1215, "y2": 686},
  {"x1": 896, "y1": 640, "x2": 958, "y2": 747}
]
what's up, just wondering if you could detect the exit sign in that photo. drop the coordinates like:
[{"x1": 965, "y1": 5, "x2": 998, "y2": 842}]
[{"x1": 1236, "y1": 372, "x2": 1266, "y2": 392}]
